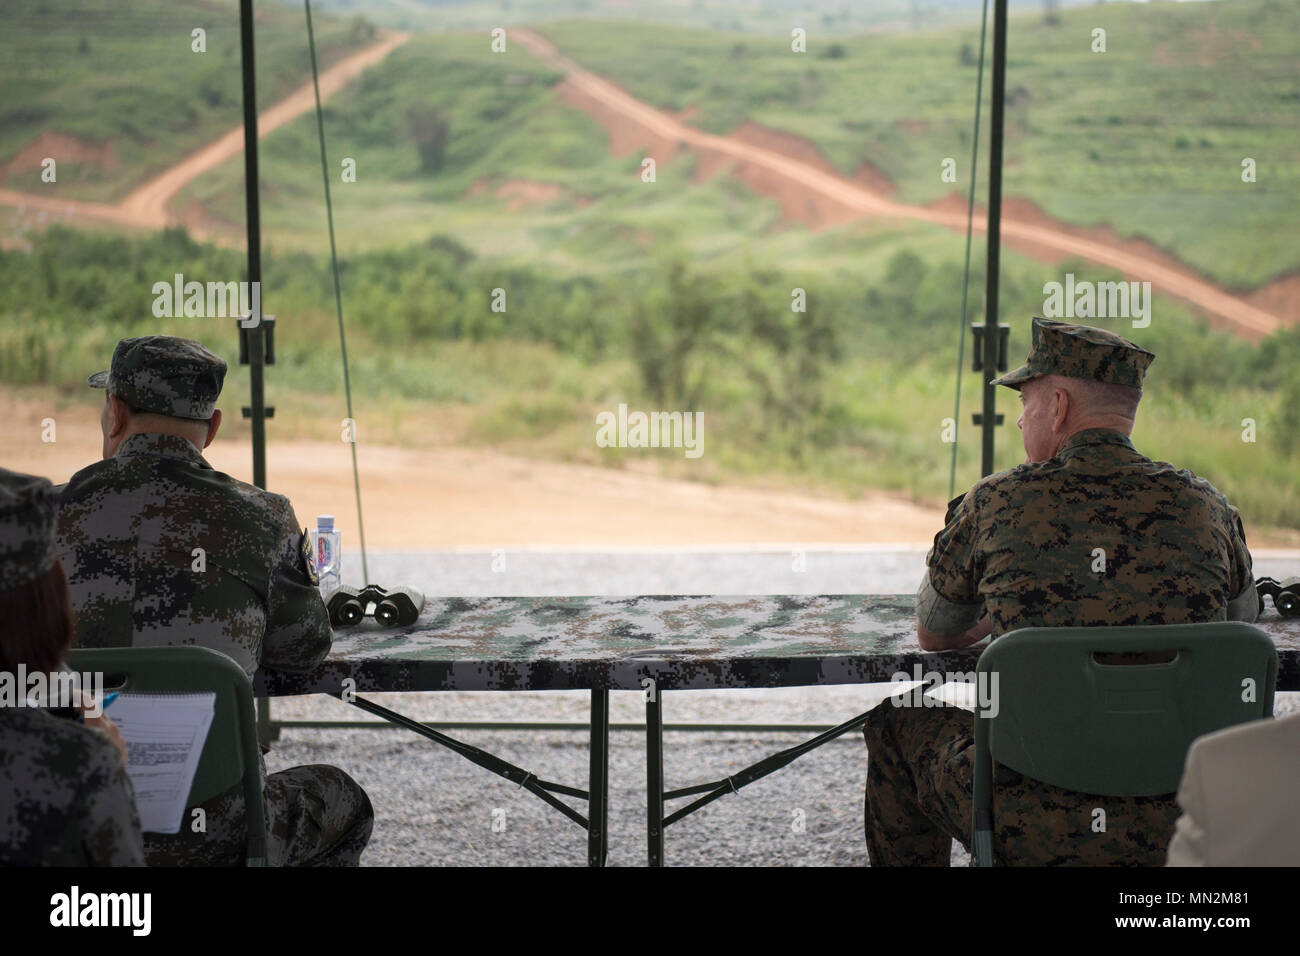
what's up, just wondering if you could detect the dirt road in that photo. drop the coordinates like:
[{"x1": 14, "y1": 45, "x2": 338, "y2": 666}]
[
  {"x1": 11, "y1": 389, "x2": 1300, "y2": 549},
  {"x1": 0, "y1": 32, "x2": 409, "y2": 235},
  {"x1": 3, "y1": 390, "x2": 945, "y2": 548},
  {"x1": 512, "y1": 29, "x2": 1287, "y2": 341},
  {"x1": 1, "y1": 26, "x2": 1285, "y2": 339}
]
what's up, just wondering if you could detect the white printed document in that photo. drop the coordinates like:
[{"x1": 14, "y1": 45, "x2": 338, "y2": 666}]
[
  {"x1": 864, "y1": 680, "x2": 925, "y2": 708},
  {"x1": 108, "y1": 693, "x2": 216, "y2": 834},
  {"x1": 924, "y1": 681, "x2": 979, "y2": 711},
  {"x1": 866, "y1": 680, "x2": 980, "y2": 712}
]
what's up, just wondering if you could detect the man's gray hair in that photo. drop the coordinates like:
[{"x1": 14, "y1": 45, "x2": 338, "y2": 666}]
[{"x1": 1054, "y1": 375, "x2": 1142, "y2": 419}]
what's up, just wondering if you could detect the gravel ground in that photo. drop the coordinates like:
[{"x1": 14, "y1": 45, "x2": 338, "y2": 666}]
[{"x1": 265, "y1": 548, "x2": 1300, "y2": 867}]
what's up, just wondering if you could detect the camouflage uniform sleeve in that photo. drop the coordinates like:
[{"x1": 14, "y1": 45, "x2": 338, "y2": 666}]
[
  {"x1": 917, "y1": 491, "x2": 985, "y2": 635},
  {"x1": 261, "y1": 504, "x2": 333, "y2": 673},
  {"x1": 1225, "y1": 506, "x2": 1257, "y2": 623},
  {"x1": 80, "y1": 736, "x2": 145, "y2": 866}
]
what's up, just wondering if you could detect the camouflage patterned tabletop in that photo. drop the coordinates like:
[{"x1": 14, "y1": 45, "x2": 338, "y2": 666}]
[{"x1": 254, "y1": 594, "x2": 1300, "y2": 696}]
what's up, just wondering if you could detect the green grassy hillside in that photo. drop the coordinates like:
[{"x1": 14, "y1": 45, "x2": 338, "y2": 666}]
[
  {"x1": 159, "y1": 1, "x2": 1300, "y2": 295},
  {"x1": 538, "y1": 0, "x2": 1300, "y2": 289},
  {"x1": 10, "y1": 1, "x2": 1292, "y2": 292},
  {"x1": 0, "y1": 0, "x2": 369, "y2": 201},
  {"x1": 180, "y1": 28, "x2": 977, "y2": 277}
]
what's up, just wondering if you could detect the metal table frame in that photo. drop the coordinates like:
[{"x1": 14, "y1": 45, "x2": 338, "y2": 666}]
[
  {"x1": 347, "y1": 688, "x2": 612, "y2": 867},
  {"x1": 643, "y1": 691, "x2": 876, "y2": 867},
  {"x1": 330, "y1": 686, "x2": 875, "y2": 867}
]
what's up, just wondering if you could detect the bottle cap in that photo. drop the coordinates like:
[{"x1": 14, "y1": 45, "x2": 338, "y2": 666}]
[{"x1": 316, "y1": 515, "x2": 334, "y2": 531}]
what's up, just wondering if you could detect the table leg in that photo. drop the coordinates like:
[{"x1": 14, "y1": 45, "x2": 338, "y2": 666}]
[
  {"x1": 647, "y1": 690, "x2": 664, "y2": 867},
  {"x1": 588, "y1": 688, "x2": 609, "y2": 867},
  {"x1": 255, "y1": 696, "x2": 278, "y2": 746}
]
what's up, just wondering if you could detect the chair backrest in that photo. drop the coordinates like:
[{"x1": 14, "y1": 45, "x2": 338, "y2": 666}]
[
  {"x1": 975, "y1": 622, "x2": 1277, "y2": 796},
  {"x1": 66, "y1": 645, "x2": 268, "y2": 866}
]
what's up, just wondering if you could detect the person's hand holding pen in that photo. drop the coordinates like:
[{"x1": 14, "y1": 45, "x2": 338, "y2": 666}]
[{"x1": 78, "y1": 691, "x2": 127, "y2": 765}]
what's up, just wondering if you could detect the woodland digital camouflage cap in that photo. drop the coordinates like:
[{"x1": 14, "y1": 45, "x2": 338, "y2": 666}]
[
  {"x1": 87, "y1": 335, "x2": 226, "y2": 420},
  {"x1": 0, "y1": 468, "x2": 59, "y2": 591},
  {"x1": 991, "y1": 317, "x2": 1155, "y2": 391}
]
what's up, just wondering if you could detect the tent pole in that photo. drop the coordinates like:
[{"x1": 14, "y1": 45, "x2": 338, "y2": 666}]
[
  {"x1": 238, "y1": 0, "x2": 276, "y2": 747},
  {"x1": 238, "y1": 0, "x2": 267, "y2": 491},
  {"x1": 981, "y1": 0, "x2": 1009, "y2": 477}
]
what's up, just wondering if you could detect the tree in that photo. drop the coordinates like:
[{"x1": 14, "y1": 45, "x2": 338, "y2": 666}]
[
  {"x1": 347, "y1": 15, "x2": 376, "y2": 45},
  {"x1": 406, "y1": 106, "x2": 450, "y2": 174},
  {"x1": 629, "y1": 257, "x2": 714, "y2": 407},
  {"x1": 1278, "y1": 366, "x2": 1300, "y2": 459}
]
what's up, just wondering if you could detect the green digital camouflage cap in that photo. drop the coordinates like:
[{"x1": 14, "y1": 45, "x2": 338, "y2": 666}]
[
  {"x1": 0, "y1": 468, "x2": 59, "y2": 591},
  {"x1": 991, "y1": 317, "x2": 1155, "y2": 391},
  {"x1": 87, "y1": 335, "x2": 227, "y2": 420}
]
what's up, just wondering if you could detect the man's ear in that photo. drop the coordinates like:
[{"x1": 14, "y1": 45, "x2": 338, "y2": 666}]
[
  {"x1": 203, "y1": 408, "x2": 222, "y2": 449},
  {"x1": 107, "y1": 394, "x2": 132, "y2": 438},
  {"x1": 1052, "y1": 386, "x2": 1070, "y2": 432}
]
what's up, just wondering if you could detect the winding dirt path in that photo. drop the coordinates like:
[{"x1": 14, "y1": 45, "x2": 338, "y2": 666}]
[
  {"x1": 512, "y1": 28, "x2": 1287, "y2": 341},
  {"x1": 1, "y1": 26, "x2": 1287, "y2": 341},
  {"x1": 0, "y1": 32, "x2": 409, "y2": 233}
]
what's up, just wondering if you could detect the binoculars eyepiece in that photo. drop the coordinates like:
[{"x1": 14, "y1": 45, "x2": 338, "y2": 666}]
[
  {"x1": 326, "y1": 584, "x2": 426, "y2": 628},
  {"x1": 1255, "y1": 576, "x2": 1300, "y2": 619}
]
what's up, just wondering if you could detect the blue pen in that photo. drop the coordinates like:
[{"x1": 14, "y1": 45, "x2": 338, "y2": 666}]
[{"x1": 101, "y1": 692, "x2": 119, "y2": 710}]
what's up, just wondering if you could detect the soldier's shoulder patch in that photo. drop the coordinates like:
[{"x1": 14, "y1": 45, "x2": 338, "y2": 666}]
[{"x1": 301, "y1": 531, "x2": 319, "y2": 585}]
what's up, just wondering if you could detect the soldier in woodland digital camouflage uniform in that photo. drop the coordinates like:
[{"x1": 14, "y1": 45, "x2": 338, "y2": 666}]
[
  {"x1": 56, "y1": 336, "x2": 372, "y2": 866},
  {"x1": 863, "y1": 318, "x2": 1258, "y2": 866},
  {"x1": 0, "y1": 468, "x2": 144, "y2": 866}
]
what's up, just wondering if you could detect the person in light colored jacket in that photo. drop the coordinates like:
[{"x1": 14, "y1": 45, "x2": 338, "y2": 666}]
[{"x1": 1166, "y1": 712, "x2": 1300, "y2": 867}]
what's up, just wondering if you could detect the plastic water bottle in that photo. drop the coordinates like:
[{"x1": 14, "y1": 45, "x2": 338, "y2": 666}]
[{"x1": 312, "y1": 515, "x2": 341, "y2": 598}]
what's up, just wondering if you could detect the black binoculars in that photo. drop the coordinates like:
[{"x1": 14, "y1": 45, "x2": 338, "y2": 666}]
[
  {"x1": 326, "y1": 584, "x2": 426, "y2": 628},
  {"x1": 1256, "y1": 576, "x2": 1300, "y2": 619}
]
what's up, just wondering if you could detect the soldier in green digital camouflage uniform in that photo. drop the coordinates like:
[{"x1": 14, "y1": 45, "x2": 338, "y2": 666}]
[
  {"x1": 863, "y1": 318, "x2": 1257, "y2": 866},
  {"x1": 0, "y1": 468, "x2": 145, "y2": 865},
  {"x1": 56, "y1": 336, "x2": 373, "y2": 866}
]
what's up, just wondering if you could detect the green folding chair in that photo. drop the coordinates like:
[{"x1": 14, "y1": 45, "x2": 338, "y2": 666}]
[
  {"x1": 972, "y1": 622, "x2": 1277, "y2": 867},
  {"x1": 67, "y1": 645, "x2": 268, "y2": 867}
]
